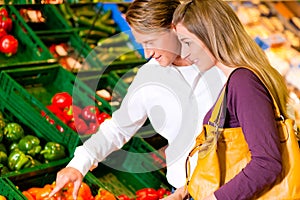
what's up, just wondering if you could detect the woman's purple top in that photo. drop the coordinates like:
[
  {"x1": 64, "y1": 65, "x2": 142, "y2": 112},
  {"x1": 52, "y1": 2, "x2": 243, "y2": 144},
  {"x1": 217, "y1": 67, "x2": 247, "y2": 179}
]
[{"x1": 203, "y1": 68, "x2": 282, "y2": 200}]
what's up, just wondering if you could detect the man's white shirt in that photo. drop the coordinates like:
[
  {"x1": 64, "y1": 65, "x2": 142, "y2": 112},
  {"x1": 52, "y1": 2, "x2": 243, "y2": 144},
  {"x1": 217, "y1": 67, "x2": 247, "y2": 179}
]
[{"x1": 67, "y1": 59, "x2": 226, "y2": 188}]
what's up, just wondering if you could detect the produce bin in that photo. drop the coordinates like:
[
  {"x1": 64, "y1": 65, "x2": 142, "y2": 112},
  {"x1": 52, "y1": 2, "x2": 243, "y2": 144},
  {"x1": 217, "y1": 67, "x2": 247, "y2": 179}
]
[
  {"x1": 37, "y1": 31, "x2": 101, "y2": 73},
  {"x1": 9, "y1": 4, "x2": 73, "y2": 35},
  {"x1": 100, "y1": 3, "x2": 145, "y2": 57},
  {"x1": 92, "y1": 136, "x2": 170, "y2": 199},
  {"x1": 79, "y1": 73, "x2": 126, "y2": 111},
  {"x1": 6, "y1": 167, "x2": 110, "y2": 200},
  {"x1": 55, "y1": 3, "x2": 146, "y2": 72},
  {"x1": 109, "y1": 67, "x2": 139, "y2": 92},
  {"x1": 0, "y1": 178, "x2": 26, "y2": 200},
  {"x1": 0, "y1": 101, "x2": 71, "y2": 179},
  {"x1": 0, "y1": 64, "x2": 112, "y2": 152},
  {"x1": 0, "y1": 6, "x2": 55, "y2": 69}
]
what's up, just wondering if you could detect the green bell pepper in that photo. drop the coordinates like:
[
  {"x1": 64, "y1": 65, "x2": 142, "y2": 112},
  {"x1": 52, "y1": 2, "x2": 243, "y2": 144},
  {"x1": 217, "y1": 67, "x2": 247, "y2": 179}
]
[
  {"x1": 0, "y1": 151, "x2": 7, "y2": 164},
  {"x1": 0, "y1": 143, "x2": 6, "y2": 153},
  {"x1": 0, "y1": 143, "x2": 7, "y2": 164},
  {"x1": 18, "y1": 135, "x2": 42, "y2": 157},
  {"x1": 0, "y1": 118, "x2": 6, "y2": 130},
  {"x1": 0, "y1": 163, "x2": 10, "y2": 175},
  {"x1": 0, "y1": 129, "x2": 3, "y2": 143},
  {"x1": 40, "y1": 142, "x2": 66, "y2": 161},
  {"x1": 9, "y1": 142, "x2": 18, "y2": 152},
  {"x1": 8, "y1": 149, "x2": 33, "y2": 171},
  {"x1": 4, "y1": 123, "x2": 24, "y2": 142}
]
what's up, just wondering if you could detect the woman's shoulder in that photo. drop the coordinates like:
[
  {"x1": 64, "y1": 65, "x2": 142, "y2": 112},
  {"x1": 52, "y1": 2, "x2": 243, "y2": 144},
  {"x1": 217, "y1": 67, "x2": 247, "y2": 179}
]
[
  {"x1": 227, "y1": 67, "x2": 267, "y2": 98},
  {"x1": 228, "y1": 68, "x2": 262, "y2": 88}
]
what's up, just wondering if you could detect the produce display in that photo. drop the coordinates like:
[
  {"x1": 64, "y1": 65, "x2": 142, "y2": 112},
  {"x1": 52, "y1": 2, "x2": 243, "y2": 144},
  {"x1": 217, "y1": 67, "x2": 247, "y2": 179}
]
[
  {"x1": 0, "y1": 111, "x2": 67, "y2": 175},
  {"x1": 21, "y1": 182, "x2": 170, "y2": 200},
  {"x1": 42, "y1": 91, "x2": 111, "y2": 135},
  {"x1": 0, "y1": 1, "x2": 299, "y2": 199},
  {"x1": 57, "y1": 3, "x2": 143, "y2": 66}
]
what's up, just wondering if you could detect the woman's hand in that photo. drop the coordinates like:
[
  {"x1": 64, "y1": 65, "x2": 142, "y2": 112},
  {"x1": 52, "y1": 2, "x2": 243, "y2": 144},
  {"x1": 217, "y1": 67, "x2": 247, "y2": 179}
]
[
  {"x1": 160, "y1": 186, "x2": 188, "y2": 200},
  {"x1": 48, "y1": 167, "x2": 83, "y2": 200}
]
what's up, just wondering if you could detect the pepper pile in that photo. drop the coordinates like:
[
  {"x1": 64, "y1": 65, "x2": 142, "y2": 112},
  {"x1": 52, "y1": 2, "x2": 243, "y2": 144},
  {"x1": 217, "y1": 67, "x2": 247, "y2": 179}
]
[
  {"x1": 41, "y1": 92, "x2": 111, "y2": 135},
  {"x1": 0, "y1": 7, "x2": 18, "y2": 56},
  {"x1": 22, "y1": 182, "x2": 116, "y2": 200},
  {"x1": 0, "y1": 111, "x2": 66, "y2": 175}
]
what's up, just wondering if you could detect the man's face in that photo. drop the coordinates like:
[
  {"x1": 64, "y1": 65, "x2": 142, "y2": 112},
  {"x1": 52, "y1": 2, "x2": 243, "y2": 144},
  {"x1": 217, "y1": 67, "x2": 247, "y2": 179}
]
[
  {"x1": 175, "y1": 23, "x2": 216, "y2": 72},
  {"x1": 132, "y1": 28, "x2": 181, "y2": 67}
]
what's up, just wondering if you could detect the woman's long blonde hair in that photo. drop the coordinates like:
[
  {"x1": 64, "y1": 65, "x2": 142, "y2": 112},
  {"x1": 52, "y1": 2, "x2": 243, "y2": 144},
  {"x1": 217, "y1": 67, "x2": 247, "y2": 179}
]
[{"x1": 173, "y1": 0, "x2": 289, "y2": 118}]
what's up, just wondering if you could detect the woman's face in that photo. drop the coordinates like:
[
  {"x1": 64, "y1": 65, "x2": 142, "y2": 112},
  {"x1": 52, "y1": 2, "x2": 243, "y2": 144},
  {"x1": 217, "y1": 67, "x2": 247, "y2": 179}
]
[
  {"x1": 132, "y1": 28, "x2": 181, "y2": 67},
  {"x1": 175, "y1": 23, "x2": 216, "y2": 72}
]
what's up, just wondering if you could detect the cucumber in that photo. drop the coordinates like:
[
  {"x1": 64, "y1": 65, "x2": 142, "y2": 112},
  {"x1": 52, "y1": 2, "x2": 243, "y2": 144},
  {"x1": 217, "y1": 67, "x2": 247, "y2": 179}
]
[
  {"x1": 118, "y1": 52, "x2": 140, "y2": 61},
  {"x1": 108, "y1": 46, "x2": 134, "y2": 53},
  {"x1": 102, "y1": 19, "x2": 116, "y2": 26},
  {"x1": 75, "y1": 9, "x2": 96, "y2": 18},
  {"x1": 76, "y1": 16, "x2": 116, "y2": 34},
  {"x1": 97, "y1": 32, "x2": 129, "y2": 46},
  {"x1": 58, "y1": 4, "x2": 72, "y2": 20},
  {"x1": 79, "y1": 29, "x2": 109, "y2": 39},
  {"x1": 100, "y1": 9, "x2": 112, "y2": 21}
]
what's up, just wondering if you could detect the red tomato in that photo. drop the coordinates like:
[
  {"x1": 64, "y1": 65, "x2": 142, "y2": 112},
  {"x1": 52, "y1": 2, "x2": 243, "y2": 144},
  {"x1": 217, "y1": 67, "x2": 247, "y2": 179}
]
[
  {"x1": 81, "y1": 105, "x2": 101, "y2": 122},
  {"x1": 73, "y1": 117, "x2": 88, "y2": 134},
  {"x1": 0, "y1": 15, "x2": 12, "y2": 32},
  {"x1": 85, "y1": 122, "x2": 100, "y2": 135},
  {"x1": 51, "y1": 92, "x2": 73, "y2": 110},
  {"x1": 117, "y1": 194, "x2": 131, "y2": 200},
  {"x1": 0, "y1": 28, "x2": 7, "y2": 39},
  {"x1": 136, "y1": 188, "x2": 159, "y2": 200},
  {"x1": 0, "y1": 34, "x2": 18, "y2": 56},
  {"x1": 97, "y1": 112, "x2": 111, "y2": 124},
  {"x1": 0, "y1": 7, "x2": 8, "y2": 17}
]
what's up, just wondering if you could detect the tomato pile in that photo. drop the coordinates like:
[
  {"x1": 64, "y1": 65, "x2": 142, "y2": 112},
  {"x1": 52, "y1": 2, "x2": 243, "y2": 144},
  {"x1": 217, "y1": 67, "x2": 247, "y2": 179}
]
[
  {"x1": 117, "y1": 188, "x2": 171, "y2": 200},
  {"x1": 0, "y1": 7, "x2": 18, "y2": 57},
  {"x1": 41, "y1": 92, "x2": 111, "y2": 135}
]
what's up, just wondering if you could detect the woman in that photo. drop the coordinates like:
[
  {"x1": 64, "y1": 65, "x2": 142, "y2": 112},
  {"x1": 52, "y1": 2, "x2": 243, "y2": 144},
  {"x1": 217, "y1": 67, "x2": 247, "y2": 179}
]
[
  {"x1": 171, "y1": 0, "x2": 289, "y2": 199},
  {"x1": 49, "y1": 0, "x2": 225, "y2": 199}
]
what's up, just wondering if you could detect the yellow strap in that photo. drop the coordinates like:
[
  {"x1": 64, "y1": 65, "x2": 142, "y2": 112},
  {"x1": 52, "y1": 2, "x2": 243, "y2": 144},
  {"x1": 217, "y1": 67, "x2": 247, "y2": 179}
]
[{"x1": 208, "y1": 67, "x2": 283, "y2": 125}]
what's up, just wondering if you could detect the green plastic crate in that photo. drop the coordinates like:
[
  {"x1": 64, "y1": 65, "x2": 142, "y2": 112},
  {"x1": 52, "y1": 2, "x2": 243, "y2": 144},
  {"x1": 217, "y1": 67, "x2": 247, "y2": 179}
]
[
  {"x1": 92, "y1": 137, "x2": 170, "y2": 198},
  {"x1": 55, "y1": 3, "x2": 146, "y2": 71},
  {"x1": 79, "y1": 73, "x2": 127, "y2": 111},
  {"x1": 107, "y1": 68, "x2": 138, "y2": 97},
  {"x1": 0, "y1": 6, "x2": 55, "y2": 69},
  {"x1": 0, "y1": 101, "x2": 71, "y2": 179},
  {"x1": 11, "y1": 4, "x2": 73, "y2": 35},
  {"x1": 120, "y1": 136, "x2": 168, "y2": 186},
  {"x1": 0, "y1": 64, "x2": 112, "y2": 153},
  {"x1": 38, "y1": 32, "x2": 103, "y2": 73},
  {"x1": 0, "y1": 178, "x2": 26, "y2": 200}
]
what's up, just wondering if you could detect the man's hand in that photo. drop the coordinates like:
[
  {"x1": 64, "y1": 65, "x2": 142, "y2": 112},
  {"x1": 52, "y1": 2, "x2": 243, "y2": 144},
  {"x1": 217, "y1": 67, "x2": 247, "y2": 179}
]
[
  {"x1": 49, "y1": 167, "x2": 83, "y2": 200},
  {"x1": 160, "y1": 186, "x2": 188, "y2": 200}
]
